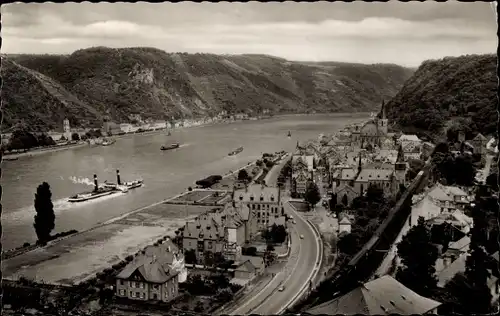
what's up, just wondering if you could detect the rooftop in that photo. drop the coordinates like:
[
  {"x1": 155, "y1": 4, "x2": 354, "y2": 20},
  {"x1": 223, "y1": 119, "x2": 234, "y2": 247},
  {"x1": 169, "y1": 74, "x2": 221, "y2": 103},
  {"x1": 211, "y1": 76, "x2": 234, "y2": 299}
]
[
  {"x1": 234, "y1": 184, "x2": 280, "y2": 203},
  {"x1": 356, "y1": 168, "x2": 394, "y2": 182},
  {"x1": 116, "y1": 241, "x2": 181, "y2": 284},
  {"x1": 306, "y1": 275, "x2": 441, "y2": 315},
  {"x1": 399, "y1": 134, "x2": 421, "y2": 142}
]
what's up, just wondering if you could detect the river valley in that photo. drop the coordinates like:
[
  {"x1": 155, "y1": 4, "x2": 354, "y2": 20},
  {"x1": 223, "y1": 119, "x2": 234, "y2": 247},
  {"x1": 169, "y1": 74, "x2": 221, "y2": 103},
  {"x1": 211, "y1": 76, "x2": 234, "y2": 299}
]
[{"x1": 2, "y1": 114, "x2": 368, "y2": 250}]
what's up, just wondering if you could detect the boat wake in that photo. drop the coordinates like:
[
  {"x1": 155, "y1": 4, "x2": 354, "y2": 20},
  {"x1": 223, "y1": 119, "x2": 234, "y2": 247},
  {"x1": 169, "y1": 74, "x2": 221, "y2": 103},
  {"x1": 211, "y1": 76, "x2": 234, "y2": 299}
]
[{"x1": 4, "y1": 192, "x2": 127, "y2": 222}]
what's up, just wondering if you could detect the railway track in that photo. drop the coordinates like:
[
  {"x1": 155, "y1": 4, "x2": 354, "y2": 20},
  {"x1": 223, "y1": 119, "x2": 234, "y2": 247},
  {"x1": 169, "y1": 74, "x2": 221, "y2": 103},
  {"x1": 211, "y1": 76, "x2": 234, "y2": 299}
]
[{"x1": 323, "y1": 159, "x2": 433, "y2": 300}]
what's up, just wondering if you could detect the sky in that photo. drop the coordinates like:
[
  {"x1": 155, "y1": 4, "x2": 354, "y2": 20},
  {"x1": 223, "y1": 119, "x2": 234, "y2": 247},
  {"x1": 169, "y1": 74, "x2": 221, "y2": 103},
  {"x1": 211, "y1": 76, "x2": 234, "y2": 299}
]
[{"x1": 1, "y1": 1, "x2": 497, "y2": 67}]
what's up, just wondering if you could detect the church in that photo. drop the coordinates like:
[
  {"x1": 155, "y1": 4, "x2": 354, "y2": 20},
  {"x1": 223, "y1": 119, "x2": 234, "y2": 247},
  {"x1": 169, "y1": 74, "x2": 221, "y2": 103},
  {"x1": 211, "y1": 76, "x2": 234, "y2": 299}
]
[{"x1": 350, "y1": 101, "x2": 395, "y2": 150}]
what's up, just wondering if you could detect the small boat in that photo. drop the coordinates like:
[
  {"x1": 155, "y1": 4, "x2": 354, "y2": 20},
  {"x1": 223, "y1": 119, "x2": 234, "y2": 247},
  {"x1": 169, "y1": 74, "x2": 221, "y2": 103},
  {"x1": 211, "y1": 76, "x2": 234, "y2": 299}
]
[
  {"x1": 228, "y1": 146, "x2": 244, "y2": 156},
  {"x1": 101, "y1": 138, "x2": 116, "y2": 146},
  {"x1": 3, "y1": 157, "x2": 19, "y2": 161},
  {"x1": 287, "y1": 131, "x2": 291, "y2": 137},
  {"x1": 161, "y1": 143, "x2": 180, "y2": 151}
]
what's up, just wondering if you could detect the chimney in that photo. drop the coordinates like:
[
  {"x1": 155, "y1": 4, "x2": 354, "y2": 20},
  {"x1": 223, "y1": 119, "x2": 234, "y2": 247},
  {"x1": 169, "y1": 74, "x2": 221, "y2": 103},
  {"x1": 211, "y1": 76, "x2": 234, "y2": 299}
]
[
  {"x1": 116, "y1": 169, "x2": 121, "y2": 185},
  {"x1": 93, "y1": 174, "x2": 99, "y2": 191}
]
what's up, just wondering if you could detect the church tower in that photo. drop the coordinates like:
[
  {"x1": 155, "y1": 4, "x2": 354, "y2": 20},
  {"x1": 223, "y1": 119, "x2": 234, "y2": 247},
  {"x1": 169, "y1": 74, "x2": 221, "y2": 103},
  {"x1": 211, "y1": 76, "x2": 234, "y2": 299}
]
[
  {"x1": 63, "y1": 118, "x2": 71, "y2": 140},
  {"x1": 377, "y1": 100, "x2": 388, "y2": 135},
  {"x1": 395, "y1": 144, "x2": 407, "y2": 187}
]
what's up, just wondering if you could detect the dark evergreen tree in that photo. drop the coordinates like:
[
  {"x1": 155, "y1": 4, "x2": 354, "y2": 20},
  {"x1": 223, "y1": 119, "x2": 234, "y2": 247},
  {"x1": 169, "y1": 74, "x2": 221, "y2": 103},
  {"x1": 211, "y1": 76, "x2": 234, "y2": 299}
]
[
  {"x1": 304, "y1": 181, "x2": 321, "y2": 209},
  {"x1": 396, "y1": 216, "x2": 438, "y2": 297},
  {"x1": 33, "y1": 182, "x2": 55, "y2": 243}
]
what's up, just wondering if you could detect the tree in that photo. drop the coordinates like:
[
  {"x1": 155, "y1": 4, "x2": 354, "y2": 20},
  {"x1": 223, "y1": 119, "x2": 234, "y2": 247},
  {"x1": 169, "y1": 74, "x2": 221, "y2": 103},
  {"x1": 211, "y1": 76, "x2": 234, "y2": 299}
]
[
  {"x1": 238, "y1": 169, "x2": 249, "y2": 182},
  {"x1": 264, "y1": 224, "x2": 287, "y2": 244},
  {"x1": 304, "y1": 181, "x2": 321, "y2": 209},
  {"x1": 8, "y1": 129, "x2": 39, "y2": 150},
  {"x1": 341, "y1": 194, "x2": 348, "y2": 206},
  {"x1": 454, "y1": 154, "x2": 476, "y2": 186},
  {"x1": 71, "y1": 133, "x2": 80, "y2": 141},
  {"x1": 33, "y1": 182, "x2": 56, "y2": 244},
  {"x1": 242, "y1": 246, "x2": 257, "y2": 256},
  {"x1": 366, "y1": 185, "x2": 384, "y2": 203},
  {"x1": 396, "y1": 216, "x2": 438, "y2": 297},
  {"x1": 184, "y1": 249, "x2": 197, "y2": 264}
]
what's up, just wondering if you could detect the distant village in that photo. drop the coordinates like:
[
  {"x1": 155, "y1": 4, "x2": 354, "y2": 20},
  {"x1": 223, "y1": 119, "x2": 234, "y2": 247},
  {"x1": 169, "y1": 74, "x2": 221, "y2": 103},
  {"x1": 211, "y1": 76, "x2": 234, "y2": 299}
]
[{"x1": 1, "y1": 110, "x2": 268, "y2": 147}]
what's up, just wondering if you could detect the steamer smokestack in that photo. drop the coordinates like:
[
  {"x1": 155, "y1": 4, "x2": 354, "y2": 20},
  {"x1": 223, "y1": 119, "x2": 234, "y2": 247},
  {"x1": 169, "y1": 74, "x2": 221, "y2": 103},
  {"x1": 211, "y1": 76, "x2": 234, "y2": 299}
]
[
  {"x1": 93, "y1": 174, "x2": 98, "y2": 191},
  {"x1": 116, "y1": 170, "x2": 121, "y2": 185}
]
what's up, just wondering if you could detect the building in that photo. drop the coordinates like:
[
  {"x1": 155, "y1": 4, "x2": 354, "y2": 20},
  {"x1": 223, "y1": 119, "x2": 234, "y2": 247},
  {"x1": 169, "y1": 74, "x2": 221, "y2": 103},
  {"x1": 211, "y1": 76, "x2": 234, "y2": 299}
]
[
  {"x1": 120, "y1": 123, "x2": 137, "y2": 133},
  {"x1": 470, "y1": 133, "x2": 488, "y2": 155},
  {"x1": 291, "y1": 154, "x2": 315, "y2": 195},
  {"x1": 398, "y1": 134, "x2": 422, "y2": 149},
  {"x1": 333, "y1": 156, "x2": 398, "y2": 206},
  {"x1": 103, "y1": 121, "x2": 123, "y2": 135},
  {"x1": 115, "y1": 241, "x2": 185, "y2": 302},
  {"x1": 233, "y1": 256, "x2": 265, "y2": 280},
  {"x1": 338, "y1": 216, "x2": 352, "y2": 234},
  {"x1": 305, "y1": 275, "x2": 441, "y2": 315},
  {"x1": 182, "y1": 205, "x2": 248, "y2": 262},
  {"x1": 351, "y1": 101, "x2": 392, "y2": 150},
  {"x1": 436, "y1": 251, "x2": 499, "y2": 303},
  {"x1": 63, "y1": 118, "x2": 71, "y2": 140},
  {"x1": 234, "y1": 184, "x2": 285, "y2": 231}
]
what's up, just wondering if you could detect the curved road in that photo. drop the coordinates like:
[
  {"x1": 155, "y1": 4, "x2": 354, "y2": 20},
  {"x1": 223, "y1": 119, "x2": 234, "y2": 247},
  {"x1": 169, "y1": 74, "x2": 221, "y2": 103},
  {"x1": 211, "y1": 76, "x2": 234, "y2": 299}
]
[{"x1": 229, "y1": 199, "x2": 320, "y2": 315}]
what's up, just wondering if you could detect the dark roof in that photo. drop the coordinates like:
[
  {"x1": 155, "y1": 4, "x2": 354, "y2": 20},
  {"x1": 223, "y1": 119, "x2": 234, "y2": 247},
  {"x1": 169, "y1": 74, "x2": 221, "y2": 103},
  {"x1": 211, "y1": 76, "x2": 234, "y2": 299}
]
[
  {"x1": 116, "y1": 241, "x2": 181, "y2": 284},
  {"x1": 306, "y1": 275, "x2": 441, "y2": 315}
]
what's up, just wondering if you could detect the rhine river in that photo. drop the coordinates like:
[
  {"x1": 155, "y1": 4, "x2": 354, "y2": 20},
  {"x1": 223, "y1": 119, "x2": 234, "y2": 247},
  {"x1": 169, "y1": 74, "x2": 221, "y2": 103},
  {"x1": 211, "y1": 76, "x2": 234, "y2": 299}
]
[{"x1": 2, "y1": 114, "x2": 368, "y2": 250}]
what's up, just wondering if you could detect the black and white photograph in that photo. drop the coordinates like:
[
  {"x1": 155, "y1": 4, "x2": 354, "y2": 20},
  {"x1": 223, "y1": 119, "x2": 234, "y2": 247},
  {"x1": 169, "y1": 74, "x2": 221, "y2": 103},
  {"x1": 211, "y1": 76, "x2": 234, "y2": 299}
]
[{"x1": 0, "y1": 1, "x2": 498, "y2": 315}]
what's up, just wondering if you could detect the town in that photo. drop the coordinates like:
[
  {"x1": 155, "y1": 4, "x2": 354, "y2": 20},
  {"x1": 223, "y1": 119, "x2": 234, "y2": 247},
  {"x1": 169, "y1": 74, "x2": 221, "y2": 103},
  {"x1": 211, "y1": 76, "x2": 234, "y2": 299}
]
[
  {"x1": 3, "y1": 101, "x2": 498, "y2": 316},
  {"x1": 2, "y1": 2, "x2": 497, "y2": 316}
]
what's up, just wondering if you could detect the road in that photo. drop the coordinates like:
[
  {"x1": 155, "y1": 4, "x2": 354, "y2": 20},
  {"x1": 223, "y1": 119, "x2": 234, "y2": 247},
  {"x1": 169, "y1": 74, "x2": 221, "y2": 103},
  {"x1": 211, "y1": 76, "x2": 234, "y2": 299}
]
[
  {"x1": 265, "y1": 153, "x2": 291, "y2": 186},
  {"x1": 229, "y1": 199, "x2": 320, "y2": 315}
]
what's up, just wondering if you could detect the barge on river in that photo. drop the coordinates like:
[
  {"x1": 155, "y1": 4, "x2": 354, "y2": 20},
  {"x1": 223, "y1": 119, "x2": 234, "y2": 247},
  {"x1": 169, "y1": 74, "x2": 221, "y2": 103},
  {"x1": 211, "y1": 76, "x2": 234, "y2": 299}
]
[
  {"x1": 228, "y1": 146, "x2": 244, "y2": 156},
  {"x1": 161, "y1": 143, "x2": 180, "y2": 151}
]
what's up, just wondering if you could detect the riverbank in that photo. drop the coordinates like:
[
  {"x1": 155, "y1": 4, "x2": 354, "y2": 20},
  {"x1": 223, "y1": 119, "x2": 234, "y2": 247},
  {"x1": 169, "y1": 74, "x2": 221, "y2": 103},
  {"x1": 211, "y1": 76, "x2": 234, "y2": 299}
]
[
  {"x1": 1, "y1": 159, "x2": 261, "y2": 286},
  {"x1": 2, "y1": 142, "x2": 88, "y2": 159},
  {"x1": 1, "y1": 112, "x2": 369, "y2": 161}
]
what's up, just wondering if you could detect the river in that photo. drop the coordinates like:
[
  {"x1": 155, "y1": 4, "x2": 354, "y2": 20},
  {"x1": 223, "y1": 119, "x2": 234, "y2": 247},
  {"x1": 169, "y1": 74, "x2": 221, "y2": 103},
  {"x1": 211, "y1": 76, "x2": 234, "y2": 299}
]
[{"x1": 1, "y1": 114, "x2": 367, "y2": 250}]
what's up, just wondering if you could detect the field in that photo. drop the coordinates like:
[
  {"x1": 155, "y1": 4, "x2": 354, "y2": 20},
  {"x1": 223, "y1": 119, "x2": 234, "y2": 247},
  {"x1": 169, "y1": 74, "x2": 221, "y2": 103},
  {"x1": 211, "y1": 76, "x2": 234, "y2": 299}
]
[
  {"x1": 170, "y1": 190, "x2": 214, "y2": 203},
  {"x1": 1, "y1": 202, "x2": 216, "y2": 286}
]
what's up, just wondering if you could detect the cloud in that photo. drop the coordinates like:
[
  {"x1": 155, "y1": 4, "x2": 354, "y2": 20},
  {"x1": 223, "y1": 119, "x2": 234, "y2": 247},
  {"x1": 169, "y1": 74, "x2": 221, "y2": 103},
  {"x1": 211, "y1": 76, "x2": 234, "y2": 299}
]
[{"x1": 1, "y1": 2, "x2": 496, "y2": 67}]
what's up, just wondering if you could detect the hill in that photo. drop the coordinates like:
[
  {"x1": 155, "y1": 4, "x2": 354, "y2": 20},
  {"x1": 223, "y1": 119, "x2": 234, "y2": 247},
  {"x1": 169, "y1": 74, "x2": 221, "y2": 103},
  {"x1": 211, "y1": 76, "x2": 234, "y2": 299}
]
[
  {"x1": 1, "y1": 58, "x2": 103, "y2": 131},
  {"x1": 3, "y1": 47, "x2": 414, "y2": 131},
  {"x1": 385, "y1": 54, "x2": 498, "y2": 141}
]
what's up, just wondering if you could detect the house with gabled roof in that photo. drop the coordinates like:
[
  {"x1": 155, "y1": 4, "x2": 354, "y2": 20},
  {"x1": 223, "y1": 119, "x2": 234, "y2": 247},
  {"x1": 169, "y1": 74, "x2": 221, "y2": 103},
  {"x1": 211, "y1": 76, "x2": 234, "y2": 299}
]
[
  {"x1": 305, "y1": 275, "x2": 441, "y2": 315},
  {"x1": 234, "y1": 184, "x2": 285, "y2": 231},
  {"x1": 436, "y1": 251, "x2": 499, "y2": 303},
  {"x1": 115, "y1": 241, "x2": 184, "y2": 302},
  {"x1": 471, "y1": 133, "x2": 488, "y2": 155}
]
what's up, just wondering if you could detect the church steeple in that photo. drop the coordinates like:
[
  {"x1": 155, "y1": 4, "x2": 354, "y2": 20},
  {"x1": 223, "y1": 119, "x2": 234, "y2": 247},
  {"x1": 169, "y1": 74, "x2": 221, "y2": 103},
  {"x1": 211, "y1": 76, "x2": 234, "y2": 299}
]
[
  {"x1": 396, "y1": 144, "x2": 404, "y2": 163},
  {"x1": 381, "y1": 99, "x2": 386, "y2": 120},
  {"x1": 357, "y1": 151, "x2": 363, "y2": 172}
]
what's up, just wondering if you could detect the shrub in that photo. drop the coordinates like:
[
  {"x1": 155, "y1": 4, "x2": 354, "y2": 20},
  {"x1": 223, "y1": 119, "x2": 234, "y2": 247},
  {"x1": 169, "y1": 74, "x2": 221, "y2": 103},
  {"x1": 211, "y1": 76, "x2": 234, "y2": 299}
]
[
  {"x1": 22, "y1": 242, "x2": 31, "y2": 247},
  {"x1": 125, "y1": 255, "x2": 133, "y2": 262}
]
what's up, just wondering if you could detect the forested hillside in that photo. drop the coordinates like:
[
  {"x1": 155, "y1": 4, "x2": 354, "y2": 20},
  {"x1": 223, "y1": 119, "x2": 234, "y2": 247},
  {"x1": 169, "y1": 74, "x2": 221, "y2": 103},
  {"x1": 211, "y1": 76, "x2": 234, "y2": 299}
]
[
  {"x1": 3, "y1": 47, "x2": 414, "y2": 131},
  {"x1": 385, "y1": 54, "x2": 497, "y2": 140}
]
